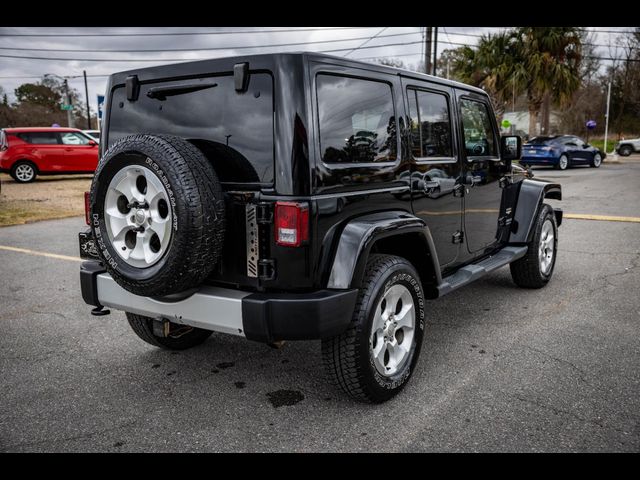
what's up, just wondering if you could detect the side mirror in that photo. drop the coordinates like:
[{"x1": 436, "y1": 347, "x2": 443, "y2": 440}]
[
  {"x1": 88, "y1": 140, "x2": 97, "y2": 146},
  {"x1": 583, "y1": 144, "x2": 590, "y2": 148},
  {"x1": 500, "y1": 135, "x2": 521, "y2": 167}
]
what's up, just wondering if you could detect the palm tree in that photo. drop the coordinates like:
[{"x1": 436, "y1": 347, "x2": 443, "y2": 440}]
[
  {"x1": 446, "y1": 27, "x2": 582, "y2": 137},
  {"x1": 511, "y1": 27, "x2": 582, "y2": 136}
]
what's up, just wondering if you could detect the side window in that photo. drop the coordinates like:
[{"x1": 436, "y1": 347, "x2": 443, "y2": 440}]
[
  {"x1": 459, "y1": 98, "x2": 497, "y2": 157},
  {"x1": 407, "y1": 88, "x2": 453, "y2": 158},
  {"x1": 317, "y1": 74, "x2": 396, "y2": 164},
  {"x1": 19, "y1": 132, "x2": 60, "y2": 145},
  {"x1": 60, "y1": 132, "x2": 90, "y2": 145}
]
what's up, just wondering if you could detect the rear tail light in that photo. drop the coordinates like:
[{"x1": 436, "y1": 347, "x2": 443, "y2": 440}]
[
  {"x1": 84, "y1": 191, "x2": 91, "y2": 225},
  {"x1": 274, "y1": 201, "x2": 309, "y2": 247}
]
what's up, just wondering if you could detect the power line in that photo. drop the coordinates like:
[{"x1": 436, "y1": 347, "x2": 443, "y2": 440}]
[
  {"x1": 0, "y1": 31, "x2": 420, "y2": 53},
  {"x1": 344, "y1": 27, "x2": 389, "y2": 57},
  {"x1": 0, "y1": 39, "x2": 430, "y2": 62},
  {"x1": 0, "y1": 27, "x2": 369, "y2": 37}
]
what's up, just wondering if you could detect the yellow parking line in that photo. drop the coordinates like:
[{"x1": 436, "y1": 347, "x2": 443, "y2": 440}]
[
  {"x1": 563, "y1": 213, "x2": 640, "y2": 223},
  {"x1": 0, "y1": 245, "x2": 82, "y2": 262}
]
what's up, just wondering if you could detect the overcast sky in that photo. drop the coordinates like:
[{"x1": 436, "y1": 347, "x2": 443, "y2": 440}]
[{"x1": 0, "y1": 26, "x2": 631, "y2": 118}]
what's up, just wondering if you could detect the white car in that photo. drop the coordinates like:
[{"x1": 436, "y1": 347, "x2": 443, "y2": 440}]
[
  {"x1": 83, "y1": 130, "x2": 100, "y2": 142},
  {"x1": 615, "y1": 138, "x2": 640, "y2": 156}
]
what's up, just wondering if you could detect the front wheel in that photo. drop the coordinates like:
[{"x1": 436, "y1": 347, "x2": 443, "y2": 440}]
[
  {"x1": 322, "y1": 254, "x2": 426, "y2": 403},
  {"x1": 510, "y1": 203, "x2": 558, "y2": 288},
  {"x1": 618, "y1": 145, "x2": 632, "y2": 157},
  {"x1": 591, "y1": 153, "x2": 602, "y2": 168},
  {"x1": 126, "y1": 312, "x2": 213, "y2": 350}
]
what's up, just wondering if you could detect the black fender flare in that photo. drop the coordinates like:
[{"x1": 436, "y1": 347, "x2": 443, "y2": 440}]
[
  {"x1": 326, "y1": 211, "x2": 442, "y2": 290},
  {"x1": 509, "y1": 179, "x2": 562, "y2": 244}
]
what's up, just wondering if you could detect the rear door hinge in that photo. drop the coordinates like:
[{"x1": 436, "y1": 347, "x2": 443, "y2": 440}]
[
  {"x1": 452, "y1": 231, "x2": 464, "y2": 244},
  {"x1": 453, "y1": 183, "x2": 466, "y2": 197}
]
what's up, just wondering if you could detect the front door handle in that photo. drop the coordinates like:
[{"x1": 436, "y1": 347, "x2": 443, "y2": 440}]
[{"x1": 464, "y1": 174, "x2": 483, "y2": 186}]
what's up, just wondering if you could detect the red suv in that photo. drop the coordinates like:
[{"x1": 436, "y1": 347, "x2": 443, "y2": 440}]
[{"x1": 0, "y1": 127, "x2": 99, "y2": 183}]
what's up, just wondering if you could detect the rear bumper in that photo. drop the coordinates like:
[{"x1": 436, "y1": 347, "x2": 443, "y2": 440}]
[{"x1": 80, "y1": 261, "x2": 357, "y2": 343}]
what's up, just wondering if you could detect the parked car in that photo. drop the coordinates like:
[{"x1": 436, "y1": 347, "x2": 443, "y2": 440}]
[
  {"x1": 79, "y1": 53, "x2": 562, "y2": 403},
  {"x1": 0, "y1": 127, "x2": 99, "y2": 182},
  {"x1": 615, "y1": 137, "x2": 640, "y2": 156},
  {"x1": 520, "y1": 135, "x2": 604, "y2": 170},
  {"x1": 83, "y1": 130, "x2": 101, "y2": 142}
]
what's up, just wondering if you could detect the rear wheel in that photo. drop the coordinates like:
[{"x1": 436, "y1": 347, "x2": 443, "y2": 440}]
[
  {"x1": 11, "y1": 161, "x2": 37, "y2": 183},
  {"x1": 510, "y1": 203, "x2": 558, "y2": 288},
  {"x1": 556, "y1": 154, "x2": 569, "y2": 170},
  {"x1": 591, "y1": 153, "x2": 602, "y2": 168},
  {"x1": 126, "y1": 312, "x2": 213, "y2": 350},
  {"x1": 322, "y1": 254, "x2": 426, "y2": 403}
]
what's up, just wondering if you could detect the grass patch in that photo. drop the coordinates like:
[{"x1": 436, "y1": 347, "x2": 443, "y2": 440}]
[{"x1": 0, "y1": 174, "x2": 92, "y2": 227}]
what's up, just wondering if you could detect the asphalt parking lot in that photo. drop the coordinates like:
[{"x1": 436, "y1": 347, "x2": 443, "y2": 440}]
[{"x1": 1, "y1": 160, "x2": 639, "y2": 452}]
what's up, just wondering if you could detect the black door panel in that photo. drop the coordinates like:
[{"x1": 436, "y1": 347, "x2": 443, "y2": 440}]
[{"x1": 404, "y1": 81, "x2": 462, "y2": 267}]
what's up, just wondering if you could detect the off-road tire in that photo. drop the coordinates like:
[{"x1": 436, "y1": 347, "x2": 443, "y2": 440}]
[
  {"x1": 510, "y1": 203, "x2": 558, "y2": 288},
  {"x1": 89, "y1": 134, "x2": 225, "y2": 296},
  {"x1": 126, "y1": 312, "x2": 213, "y2": 350},
  {"x1": 321, "y1": 254, "x2": 426, "y2": 403}
]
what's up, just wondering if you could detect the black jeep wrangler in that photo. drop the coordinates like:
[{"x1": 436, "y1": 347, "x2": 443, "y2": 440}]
[{"x1": 80, "y1": 53, "x2": 562, "y2": 403}]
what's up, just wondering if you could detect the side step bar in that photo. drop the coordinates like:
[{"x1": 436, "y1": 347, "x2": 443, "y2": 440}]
[{"x1": 437, "y1": 246, "x2": 528, "y2": 297}]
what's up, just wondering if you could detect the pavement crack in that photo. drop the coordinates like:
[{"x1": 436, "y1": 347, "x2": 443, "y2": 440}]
[
  {"x1": 518, "y1": 344, "x2": 590, "y2": 385},
  {"x1": 505, "y1": 392, "x2": 630, "y2": 437},
  {"x1": 1, "y1": 420, "x2": 138, "y2": 451}
]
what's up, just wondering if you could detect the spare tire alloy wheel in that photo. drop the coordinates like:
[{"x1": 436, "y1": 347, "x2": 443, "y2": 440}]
[
  {"x1": 90, "y1": 134, "x2": 225, "y2": 297},
  {"x1": 104, "y1": 164, "x2": 172, "y2": 268}
]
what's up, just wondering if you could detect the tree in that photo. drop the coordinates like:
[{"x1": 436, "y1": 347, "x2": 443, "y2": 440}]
[
  {"x1": 515, "y1": 28, "x2": 582, "y2": 136},
  {"x1": 14, "y1": 83, "x2": 62, "y2": 112},
  {"x1": 374, "y1": 58, "x2": 407, "y2": 69},
  {"x1": 443, "y1": 28, "x2": 583, "y2": 137},
  {"x1": 606, "y1": 28, "x2": 640, "y2": 137}
]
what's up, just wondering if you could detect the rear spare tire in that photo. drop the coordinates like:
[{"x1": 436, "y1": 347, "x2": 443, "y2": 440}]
[{"x1": 89, "y1": 134, "x2": 225, "y2": 296}]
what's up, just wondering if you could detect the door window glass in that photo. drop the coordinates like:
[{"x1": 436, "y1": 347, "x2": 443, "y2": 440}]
[
  {"x1": 60, "y1": 132, "x2": 90, "y2": 145},
  {"x1": 407, "y1": 89, "x2": 452, "y2": 158},
  {"x1": 317, "y1": 74, "x2": 396, "y2": 164},
  {"x1": 459, "y1": 99, "x2": 497, "y2": 157}
]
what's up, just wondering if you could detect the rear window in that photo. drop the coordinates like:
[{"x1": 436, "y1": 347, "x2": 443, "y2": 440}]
[
  {"x1": 528, "y1": 136, "x2": 554, "y2": 145},
  {"x1": 17, "y1": 132, "x2": 60, "y2": 144},
  {"x1": 107, "y1": 73, "x2": 274, "y2": 184}
]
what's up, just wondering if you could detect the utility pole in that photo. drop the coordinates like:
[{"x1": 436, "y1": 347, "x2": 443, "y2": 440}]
[
  {"x1": 63, "y1": 79, "x2": 74, "y2": 128},
  {"x1": 604, "y1": 80, "x2": 612, "y2": 154},
  {"x1": 83, "y1": 70, "x2": 91, "y2": 130},
  {"x1": 432, "y1": 27, "x2": 438, "y2": 76},
  {"x1": 425, "y1": 27, "x2": 432, "y2": 75}
]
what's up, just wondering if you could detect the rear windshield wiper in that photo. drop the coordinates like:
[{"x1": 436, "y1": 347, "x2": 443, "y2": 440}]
[{"x1": 146, "y1": 82, "x2": 218, "y2": 101}]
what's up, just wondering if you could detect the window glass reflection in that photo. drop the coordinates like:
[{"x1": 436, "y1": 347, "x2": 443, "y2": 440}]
[{"x1": 317, "y1": 74, "x2": 396, "y2": 164}]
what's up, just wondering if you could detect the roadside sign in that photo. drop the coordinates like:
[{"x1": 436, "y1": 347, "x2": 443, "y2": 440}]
[
  {"x1": 97, "y1": 95, "x2": 105, "y2": 120},
  {"x1": 586, "y1": 120, "x2": 597, "y2": 130},
  {"x1": 61, "y1": 104, "x2": 72, "y2": 111},
  {"x1": 501, "y1": 119, "x2": 511, "y2": 129}
]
